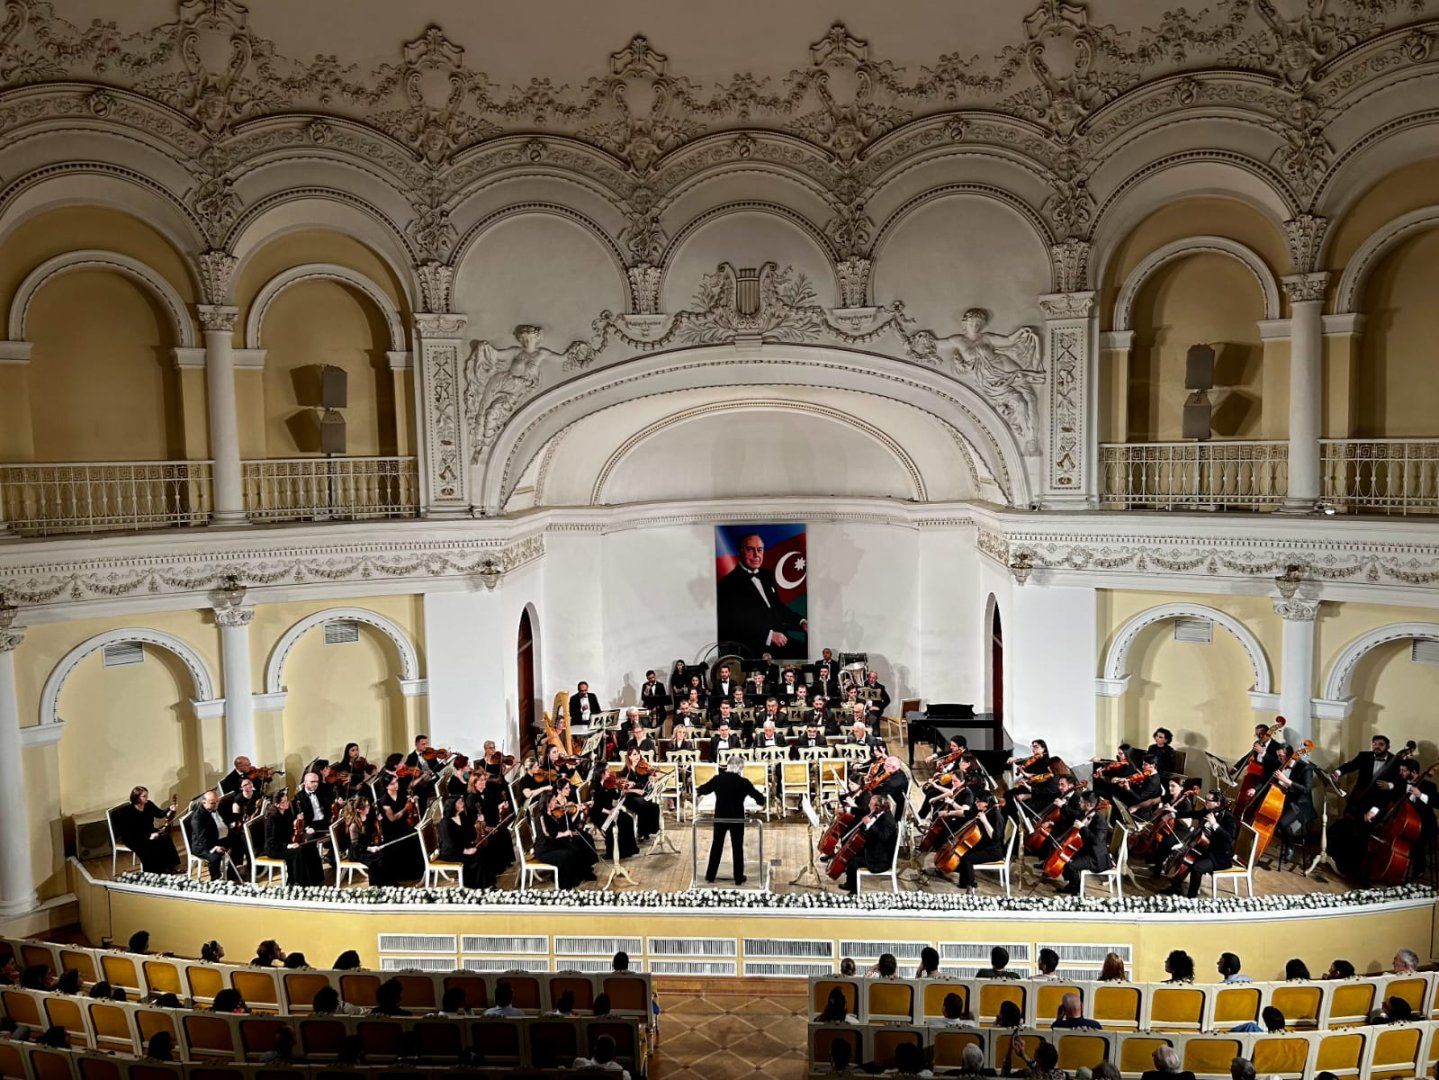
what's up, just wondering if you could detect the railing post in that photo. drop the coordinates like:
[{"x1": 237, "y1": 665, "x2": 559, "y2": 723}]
[{"x1": 1280, "y1": 273, "x2": 1329, "y2": 513}]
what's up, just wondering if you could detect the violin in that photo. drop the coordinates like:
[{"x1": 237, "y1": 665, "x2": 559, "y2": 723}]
[
  {"x1": 244, "y1": 766, "x2": 275, "y2": 783},
  {"x1": 420, "y1": 747, "x2": 453, "y2": 763},
  {"x1": 291, "y1": 809, "x2": 306, "y2": 845},
  {"x1": 474, "y1": 805, "x2": 515, "y2": 849},
  {"x1": 486, "y1": 749, "x2": 517, "y2": 770},
  {"x1": 1112, "y1": 763, "x2": 1156, "y2": 789},
  {"x1": 403, "y1": 795, "x2": 420, "y2": 827},
  {"x1": 321, "y1": 764, "x2": 350, "y2": 785},
  {"x1": 395, "y1": 764, "x2": 422, "y2": 781},
  {"x1": 862, "y1": 758, "x2": 898, "y2": 792}
]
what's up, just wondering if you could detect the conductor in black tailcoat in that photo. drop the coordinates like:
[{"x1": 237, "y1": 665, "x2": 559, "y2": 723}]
[
  {"x1": 717, "y1": 533, "x2": 807, "y2": 658},
  {"x1": 697, "y1": 758, "x2": 766, "y2": 884}
]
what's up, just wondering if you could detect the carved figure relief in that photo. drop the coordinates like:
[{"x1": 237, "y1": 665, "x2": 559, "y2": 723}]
[
  {"x1": 905, "y1": 310, "x2": 1045, "y2": 453},
  {"x1": 463, "y1": 325, "x2": 591, "y2": 458}
]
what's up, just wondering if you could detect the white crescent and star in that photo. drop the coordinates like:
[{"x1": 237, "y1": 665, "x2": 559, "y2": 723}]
[{"x1": 775, "y1": 551, "x2": 807, "y2": 589}]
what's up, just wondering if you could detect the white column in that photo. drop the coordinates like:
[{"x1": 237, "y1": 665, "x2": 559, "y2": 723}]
[
  {"x1": 214, "y1": 605, "x2": 256, "y2": 761},
  {"x1": 198, "y1": 305, "x2": 248, "y2": 526},
  {"x1": 0, "y1": 626, "x2": 36, "y2": 917},
  {"x1": 1281, "y1": 273, "x2": 1328, "y2": 512},
  {"x1": 1273, "y1": 595, "x2": 1320, "y2": 744}
]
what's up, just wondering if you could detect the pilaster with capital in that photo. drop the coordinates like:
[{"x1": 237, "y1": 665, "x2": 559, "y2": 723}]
[
  {"x1": 1273, "y1": 593, "x2": 1320, "y2": 742},
  {"x1": 0, "y1": 627, "x2": 37, "y2": 916},
  {"x1": 414, "y1": 312, "x2": 472, "y2": 517},
  {"x1": 1037, "y1": 289, "x2": 1096, "y2": 507},
  {"x1": 213, "y1": 605, "x2": 256, "y2": 762},
  {"x1": 1280, "y1": 272, "x2": 1329, "y2": 513}
]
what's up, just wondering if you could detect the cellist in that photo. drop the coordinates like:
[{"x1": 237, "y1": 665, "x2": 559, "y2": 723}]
[
  {"x1": 1362, "y1": 758, "x2": 1437, "y2": 881},
  {"x1": 839, "y1": 793, "x2": 898, "y2": 895},
  {"x1": 1164, "y1": 789, "x2": 1237, "y2": 898},
  {"x1": 1056, "y1": 791, "x2": 1111, "y2": 895},
  {"x1": 951, "y1": 790, "x2": 1005, "y2": 891},
  {"x1": 1235, "y1": 723, "x2": 1282, "y2": 781}
]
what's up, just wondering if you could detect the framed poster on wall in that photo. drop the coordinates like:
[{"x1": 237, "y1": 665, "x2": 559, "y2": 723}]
[{"x1": 714, "y1": 523, "x2": 808, "y2": 659}]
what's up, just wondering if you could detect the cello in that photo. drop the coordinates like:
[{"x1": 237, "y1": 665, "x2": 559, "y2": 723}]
[
  {"x1": 1042, "y1": 798, "x2": 1111, "y2": 880},
  {"x1": 1233, "y1": 717, "x2": 1286, "y2": 816},
  {"x1": 933, "y1": 811, "x2": 989, "y2": 875},
  {"x1": 1364, "y1": 761, "x2": 1439, "y2": 885},
  {"x1": 818, "y1": 803, "x2": 859, "y2": 856},
  {"x1": 1024, "y1": 782, "x2": 1088, "y2": 856},
  {"x1": 826, "y1": 818, "x2": 869, "y2": 881},
  {"x1": 1243, "y1": 739, "x2": 1314, "y2": 861}
]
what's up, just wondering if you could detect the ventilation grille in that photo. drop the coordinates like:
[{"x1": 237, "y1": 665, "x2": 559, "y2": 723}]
[
  {"x1": 648, "y1": 937, "x2": 736, "y2": 957},
  {"x1": 324, "y1": 620, "x2": 360, "y2": 645},
  {"x1": 842, "y1": 941, "x2": 930, "y2": 961},
  {"x1": 554, "y1": 937, "x2": 641, "y2": 956},
  {"x1": 1174, "y1": 618, "x2": 1213, "y2": 644},
  {"x1": 745, "y1": 938, "x2": 834, "y2": 959},
  {"x1": 377, "y1": 934, "x2": 455, "y2": 954},
  {"x1": 1043, "y1": 943, "x2": 1133, "y2": 964},
  {"x1": 649, "y1": 960, "x2": 738, "y2": 976},
  {"x1": 461, "y1": 957, "x2": 551, "y2": 973},
  {"x1": 379, "y1": 957, "x2": 457, "y2": 972},
  {"x1": 554, "y1": 958, "x2": 643, "y2": 974},
  {"x1": 460, "y1": 935, "x2": 547, "y2": 954},
  {"x1": 744, "y1": 960, "x2": 836, "y2": 978},
  {"x1": 1411, "y1": 638, "x2": 1439, "y2": 664},
  {"x1": 939, "y1": 942, "x2": 1031, "y2": 962},
  {"x1": 102, "y1": 642, "x2": 144, "y2": 668}
]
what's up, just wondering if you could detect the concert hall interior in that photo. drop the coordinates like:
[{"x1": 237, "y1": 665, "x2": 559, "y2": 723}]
[{"x1": 3, "y1": 1, "x2": 1439, "y2": 1077}]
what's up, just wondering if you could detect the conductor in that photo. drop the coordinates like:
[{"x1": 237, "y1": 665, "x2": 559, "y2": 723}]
[
  {"x1": 716, "y1": 533, "x2": 808, "y2": 658},
  {"x1": 697, "y1": 758, "x2": 766, "y2": 885}
]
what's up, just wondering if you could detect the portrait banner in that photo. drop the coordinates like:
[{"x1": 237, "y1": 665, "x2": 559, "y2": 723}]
[{"x1": 715, "y1": 524, "x2": 808, "y2": 659}]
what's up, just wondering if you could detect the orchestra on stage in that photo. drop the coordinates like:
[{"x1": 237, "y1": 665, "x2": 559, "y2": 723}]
[{"x1": 113, "y1": 651, "x2": 1438, "y2": 899}]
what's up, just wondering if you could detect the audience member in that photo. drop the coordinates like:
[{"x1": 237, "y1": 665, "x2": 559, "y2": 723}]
[
  {"x1": 838, "y1": 957, "x2": 857, "y2": 977},
  {"x1": 311, "y1": 986, "x2": 340, "y2": 1015},
  {"x1": 977, "y1": 946, "x2": 1018, "y2": 979},
  {"x1": 612, "y1": 950, "x2": 630, "y2": 972},
  {"x1": 996, "y1": 1000, "x2": 1024, "y2": 1029},
  {"x1": 548, "y1": 989, "x2": 575, "y2": 1017},
  {"x1": 1140, "y1": 1046, "x2": 1195, "y2": 1080},
  {"x1": 1393, "y1": 949, "x2": 1420, "y2": 974},
  {"x1": 87, "y1": 981, "x2": 112, "y2": 1000},
  {"x1": 1325, "y1": 959, "x2": 1356, "y2": 979},
  {"x1": 437, "y1": 987, "x2": 471, "y2": 1016},
  {"x1": 1217, "y1": 953, "x2": 1250, "y2": 983},
  {"x1": 251, "y1": 939, "x2": 285, "y2": 967},
  {"x1": 1036, "y1": 948, "x2": 1061, "y2": 980},
  {"x1": 332, "y1": 950, "x2": 362, "y2": 970},
  {"x1": 54, "y1": 969, "x2": 81, "y2": 995},
  {"x1": 929, "y1": 991, "x2": 975, "y2": 1029},
  {"x1": 1098, "y1": 953, "x2": 1128, "y2": 982},
  {"x1": 593, "y1": 992, "x2": 612, "y2": 1017},
  {"x1": 817, "y1": 987, "x2": 857, "y2": 1023},
  {"x1": 1052, "y1": 991, "x2": 1102, "y2": 1029},
  {"x1": 483, "y1": 980, "x2": 525, "y2": 1018},
  {"x1": 916, "y1": 946, "x2": 941, "y2": 979},
  {"x1": 370, "y1": 978, "x2": 407, "y2": 1017},
  {"x1": 893, "y1": 1039, "x2": 933, "y2": 1077},
  {"x1": 868, "y1": 952, "x2": 898, "y2": 979},
  {"x1": 1231, "y1": 1006, "x2": 1286, "y2": 1033},
  {"x1": 210, "y1": 988, "x2": 248, "y2": 1014},
  {"x1": 257, "y1": 1026, "x2": 298, "y2": 1063},
  {"x1": 822, "y1": 1035, "x2": 857, "y2": 1076},
  {"x1": 953, "y1": 1042, "x2": 995, "y2": 1077},
  {"x1": 1162, "y1": 950, "x2": 1195, "y2": 983},
  {"x1": 199, "y1": 940, "x2": 224, "y2": 963},
  {"x1": 1229, "y1": 1059, "x2": 1256, "y2": 1080},
  {"x1": 36, "y1": 1026, "x2": 67, "y2": 1049},
  {"x1": 572, "y1": 1032, "x2": 631, "y2": 1078},
  {"x1": 283, "y1": 951, "x2": 308, "y2": 969},
  {"x1": 1284, "y1": 958, "x2": 1311, "y2": 981},
  {"x1": 126, "y1": 930, "x2": 151, "y2": 955}
]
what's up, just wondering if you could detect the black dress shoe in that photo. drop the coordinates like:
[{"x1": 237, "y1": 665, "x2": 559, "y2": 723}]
[
  {"x1": 735, "y1": 876, "x2": 747, "y2": 886},
  {"x1": 704, "y1": 875, "x2": 716, "y2": 884}
]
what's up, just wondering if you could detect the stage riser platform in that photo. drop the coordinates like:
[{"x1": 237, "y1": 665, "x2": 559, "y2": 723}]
[{"x1": 73, "y1": 866, "x2": 1437, "y2": 984}]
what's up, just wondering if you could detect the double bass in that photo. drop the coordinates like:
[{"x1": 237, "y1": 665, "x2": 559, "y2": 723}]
[
  {"x1": 1364, "y1": 761, "x2": 1439, "y2": 885},
  {"x1": 1244, "y1": 739, "x2": 1314, "y2": 860},
  {"x1": 1042, "y1": 799, "x2": 1111, "y2": 880},
  {"x1": 1233, "y1": 717, "x2": 1286, "y2": 816}
]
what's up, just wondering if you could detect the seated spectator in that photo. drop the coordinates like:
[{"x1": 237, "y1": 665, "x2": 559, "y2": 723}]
[
  {"x1": 151, "y1": 992, "x2": 181, "y2": 1009},
  {"x1": 258, "y1": 1026, "x2": 299, "y2": 1063},
  {"x1": 145, "y1": 1031, "x2": 175, "y2": 1061},
  {"x1": 127, "y1": 930, "x2": 151, "y2": 955},
  {"x1": 311, "y1": 986, "x2": 340, "y2": 1015},
  {"x1": 335, "y1": 1034, "x2": 364, "y2": 1065},
  {"x1": 211, "y1": 988, "x2": 248, "y2": 1013},
  {"x1": 436, "y1": 986, "x2": 471, "y2": 1017},
  {"x1": 199, "y1": 940, "x2": 224, "y2": 963},
  {"x1": 1098, "y1": 952, "x2": 1128, "y2": 982},
  {"x1": 996, "y1": 1000, "x2": 1024, "y2": 1029},
  {"x1": 820, "y1": 1035, "x2": 857, "y2": 1077},
  {"x1": 1373, "y1": 996, "x2": 1415, "y2": 1024},
  {"x1": 482, "y1": 980, "x2": 525, "y2": 1018},
  {"x1": 573, "y1": 1033, "x2": 631, "y2": 1078},
  {"x1": 1393, "y1": 949, "x2": 1420, "y2": 974},
  {"x1": 370, "y1": 978, "x2": 407, "y2": 1016},
  {"x1": 916, "y1": 946, "x2": 941, "y2": 979},
  {"x1": 252, "y1": 939, "x2": 285, "y2": 967},
  {"x1": 37, "y1": 1026, "x2": 68, "y2": 1049},
  {"x1": 54, "y1": 969, "x2": 81, "y2": 995},
  {"x1": 0, "y1": 959, "x2": 18, "y2": 986},
  {"x1": 1229, "y1": 1059, "x2": 1256, "y2": 1080},
  {"x1": 977, "y1": 945, "x2": 1019, "y2": 979},
  {"x1": 893, "y1": 1039, "x2": 933, "y2": 1078},
  {"x1": 1140, "y1": 1046, "x2": 1195, "y2": 1080},
  {"x1": 1284, "y1": 958, "x2": 1311, "y2": 981},
  {"x1": 928, "y1": 991, "x2": 975, "y2": 1029},
  {"x1": 548, "y1": 988, "x2": 575, "y2": 1017},
  {"x1": 611, "y1": 950, "x2": 630, "y2": 972},
  {"x1": 1231, "y1": 1005, "x2": 1285, "y2": 1033},
  {"x1": 867, "y1": 952, "x2": 898, "y2": 979},
  {"x1": 1010, "y1": 1037, "x2": 1064, "y2": 1079},
  {"x1": 1217, "y1": 953, "x2": 1250, "y2": 983},
  {"x1": 1035, "y1": 948, "x2": 1061, "y2": 980},
  {"x1": 332, "y1": 950, "x2": 362, "y2": 970},
  {"x1": 87, "y1": 981, "x2": 112, "y2": 1000},
  {"x1": 283, "y1": 952, "x2": 308, "y2": 969},
  {"x1": 1325, "y1": 959, "x2": 1356, "y2": 979},
  {"x1": 592, "y1": 992, "x2": 612, "y2": 1017},
  {"x1": 109, "y1": 986, "x2": 127, "y2": 1002},
  {"x1": 816, "y1": 987, "x2": 857, "y2": 1024},
  {"x1": 1162, "y1": 950, "x2": 1195, "y2": 984},
  {"x1": 952, "y1": 1042, "x2": 995, "y2": 1077},
  {"x1": 1052, "y1": 991, "x2": 1102, "y2": 1029},
  {"x1": 1092, "y1": 1066, "x2": 1122, "y2": 1080},
  {"x1": 838, "y1": 957, "x2": 857, "y2": 977},
  {"x1": 19, "y1": 965, "x2": 53, "y2": 990}
]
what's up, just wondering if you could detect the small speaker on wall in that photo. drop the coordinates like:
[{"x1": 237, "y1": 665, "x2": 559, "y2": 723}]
[
  {"x1": 319, "y1": 409, "x2": 347, "y2": 454},
  {"x1": 320, "y1": 365, "x2": 348, "y2": 409},
  {"x1": 1183, "y1": 391, "x2": 1212, "y2": 441},
  {"x1": 1185, "y1": 344, "x2": 1215, "y2": 391}
]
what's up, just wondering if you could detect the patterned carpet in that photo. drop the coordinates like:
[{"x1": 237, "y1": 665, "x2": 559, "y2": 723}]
[{"x1": 653, "y1": 988, "x2": 809, "y2": 1079}]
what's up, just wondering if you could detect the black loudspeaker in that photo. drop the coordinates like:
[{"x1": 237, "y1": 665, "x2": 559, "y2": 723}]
[
  {"x1": 319, "y1": 409, "x2": 347, "y2": 454},
  {"x1": 1185, "y1": 344, "x2": 1216, "y2": 391},
  {"x1": 320, "y1": 365, "x2": 348, "y2": 409},
  {"x1": 1183, "y1": 391, "x2": 1212, "y2": 441}
]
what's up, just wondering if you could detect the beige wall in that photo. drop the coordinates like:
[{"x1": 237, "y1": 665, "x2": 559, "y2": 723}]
[
  {"x1": 1354, "y1": 228, "x2": 1439, "y2": 438},
  {"x1": 1325, "y1": 158, "x2": 1439, "y2": 273}
]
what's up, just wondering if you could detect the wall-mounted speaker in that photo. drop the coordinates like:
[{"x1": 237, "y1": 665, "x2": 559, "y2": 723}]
[
  {"x1": 1185, "y1": 344, "x2": 1216, "y2": 391},
  {"x1": 320, "y1": 365, "x2": 348, "y2": 409},
  {"x1": 1183, "y1": 391, "x2": 1212, "y2": 441},
  {"x1": 319, "y1": 409, "x2": 347, "y2": 455}
]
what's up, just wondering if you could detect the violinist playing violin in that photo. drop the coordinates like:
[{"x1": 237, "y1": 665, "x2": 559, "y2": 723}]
[
  {"x1": 1361, "y1": 758, "x2": 1437, "y2": 881},
  {"x1": 1005, "y1": 739, "x2": 1059, "y2": 822},
  {"x1": 264, "y1": 789, "x2": 324, "y2": 886},
  {"x1": 618, "y1": 747, "x2": 663, "y2": 843},
  {"x1": 840, "y1": 793, "x2": 898, "y2": 894},
  {"x1": 1269, "y1": 741, "x2": 1317, "y2": 871},
  {"x1": 1165, "y1": 789, "x2": 1237, "y2": 898},
  {"x1": 1056, "y1": 791, "x2": 1111, "y2": 895},
  {"x1": 404, "y1": 735, "x2": 446, "y2": 809},
  {"x1": 593, "y1": 761, "x2": 640, "y2": 860},
  {"x1": 219, "y1": 755, "x2": 253, "y2": 796},
  {"x1": 341, "y1": 743, "x2": 379, "y2": 786},
  {"x1": 440, "y1": 795, "x2": 496, "y2": 889},
  {"x1": 535, "y1": 784, "x2": 599, "y2": 888},
  {"x1": 376, "y1": 774, "x2": 425, "y2": 882}
]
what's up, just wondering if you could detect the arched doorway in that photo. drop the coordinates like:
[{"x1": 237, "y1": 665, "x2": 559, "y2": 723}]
[
  {"x1": 517, "y1": 607, "x2": 536, "y2": 759},
  {"x1": 990, "y1": 602, "x2": 1004, "y2": 726}
]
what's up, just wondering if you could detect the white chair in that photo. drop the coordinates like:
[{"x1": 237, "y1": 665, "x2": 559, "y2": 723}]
[
  {"x1": 244, "y1": 818, "x2": 287, "y2": 887},
  {"x1": 328, "y1": 822, "x2": 370, "y2": 887},
  {"x1": 1078, "y1": 822, "x2": 1128, "y2": 899},
  {"x1": 106, "y1": 804, "x2": 136, "y2": 876},
  {"x1": 177, "y1": 812, "x2": 206, "y2": 879},
  {"x1": 972, "y1": 821, "x2": 1018, "y2": 897},
  {"x1": 1211, "y1": 822, "x2": 1260, "y2": 897},
  {"x1": 512, "y1": 819, "x2": 559, "y2": 890},
  {"x1": 418, "y1": 826, "x2": 462, "y2": 888},
  {"x1": 855, "y1": 819, "x2": 904, "y2": 893}
]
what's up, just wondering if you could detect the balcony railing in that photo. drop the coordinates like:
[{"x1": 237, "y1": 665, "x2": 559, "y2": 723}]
[
  {"x1": 1322, "y1": 439, "x2": 1439, "y2": 516},
  {"x1": 241, "y1": 456, "x2": 419, "y2": 523},
  {"x1": 1099, "y1": 441, "x2": 1289, "y2": 511},
  {"x1": 0, "y1": 460, "x2": 213, "y2": 536}
]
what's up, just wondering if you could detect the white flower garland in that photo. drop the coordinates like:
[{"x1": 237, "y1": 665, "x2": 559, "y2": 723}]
[{"x1": 114, "y1": 872, "x2": 1433, "y2": 914}]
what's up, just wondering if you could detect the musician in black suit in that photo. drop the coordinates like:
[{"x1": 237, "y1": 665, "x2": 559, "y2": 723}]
[
  {"x1": 751, "y1": 718, "x2": 787, "y2": 751},
  {"x1": 863, "y1": 670, "x2": 891, "y2": 717},
  {"x1": 790, "y1": 724, "x2": 825, "y2": 757},
  {"x1": 711, "y1": 664, "x2": 738, "y2": 706},
  {"x1": 1331, "y1": 735, "x2": 1396, "y2": 814},
  {"x1": 1058, "y1": 792, "x2": 1112, "y2": 894},
  {"x1": 639, "y1": 670, "x2": 669, "y2": 726},
  {"x1": 744, "y1": 669, "x2": 770, "y2": 706},
  {"x1": 1362, "y1": 758, "x2": 1437, "y2": 878},
  {"x1": 1234, "y1": 723, "x2": 1282, "y2": 778},
  {"x1": 841, "y1": 793, "x2": 899, "y2": 893},
  {"x1": 776, "y1": 668, "x2": 802, "y2": 704},
  {"x1": 1148, "y1": 728, "x2": 1178, "y2": 776},
  {"x1": 1165, "y1": 789, "x2": 1236, "y2": 898},
  {"x1": 707, "y1": 721, "x2": 742, "y2": 761},
  {"x1": 813, "y1": 665, "x2": 840, "y2": 702},
  {"x1": 1271, "y1": 742, "x2": 1317, "y2": 869},
  {"x1": 293, "y1": 771, "x2": 332, "y2": 836},
  {"x1": 567, "y1": 681, "x2": 602, "y2": 727},
  {"x1": 846, "y1": 718, "x2": 880, "y2": 752},
  {"x1": 189, "y1": 789, "x2": 245, "y2": 882},
  {"x1": 697, "y1": 758, "x2": 766, "y2": 884},
  {"x1": 218, "y1": 756, "x2": 252, "y2": 795},
  {"x1": 716, "y1": 533, "x2": 808, "y2": 657}
]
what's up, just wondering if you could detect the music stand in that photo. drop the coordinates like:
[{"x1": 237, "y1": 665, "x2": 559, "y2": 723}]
[
  {"x1": 789, "y1": 797, "x2": 824, "y2": 888},
  {"x1": 599, "y1": 804, "x2": 637, "y2": 890},
  {"x1": 1306, "y1": 769, "x2": 1344, "y2": 879}
]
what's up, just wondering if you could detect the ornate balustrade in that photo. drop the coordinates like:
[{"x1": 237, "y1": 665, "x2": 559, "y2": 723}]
[
  {"x1": 240, "y1": 456, "x2": 419, "y2": 524},
  {"x1": 1098, "y1": 441, "x2": 1289, "y2": 511},
  {"x1": 1322, "y1": 439, "x2": 1439, "y2": 516},
  {"x1": 0, "y1": 461, "x2": 213, "y2": 536}
]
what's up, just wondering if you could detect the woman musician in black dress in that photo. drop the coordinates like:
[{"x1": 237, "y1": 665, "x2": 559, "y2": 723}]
[
  {"x1": 376, "y1": 775, "x2": 425, "y2": 882},
  {"x1": 1004, "y1": 739, "x2": 1059, "y2": 823},
  {"x1": 118, "y1": 786, "x2": 180, "y2": 873},
  {"x1": 465, "y1": 769, "x2": 515, "y2": 877},
  {"x1": 617, "y1": 748, "x2": 664, "y2": 842},
  {"x1": 534, "y1": 785, "x2": 599, "y2": 888},
  {"x1": 439, "y1": 796, "x2": 495, "y2": 889},
  {"x1": 263, "y1": 789, "x2": 325, "y2": 886},
  {"x1": 340, "y1": 797, "x2": 391, "y2": 885}
]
